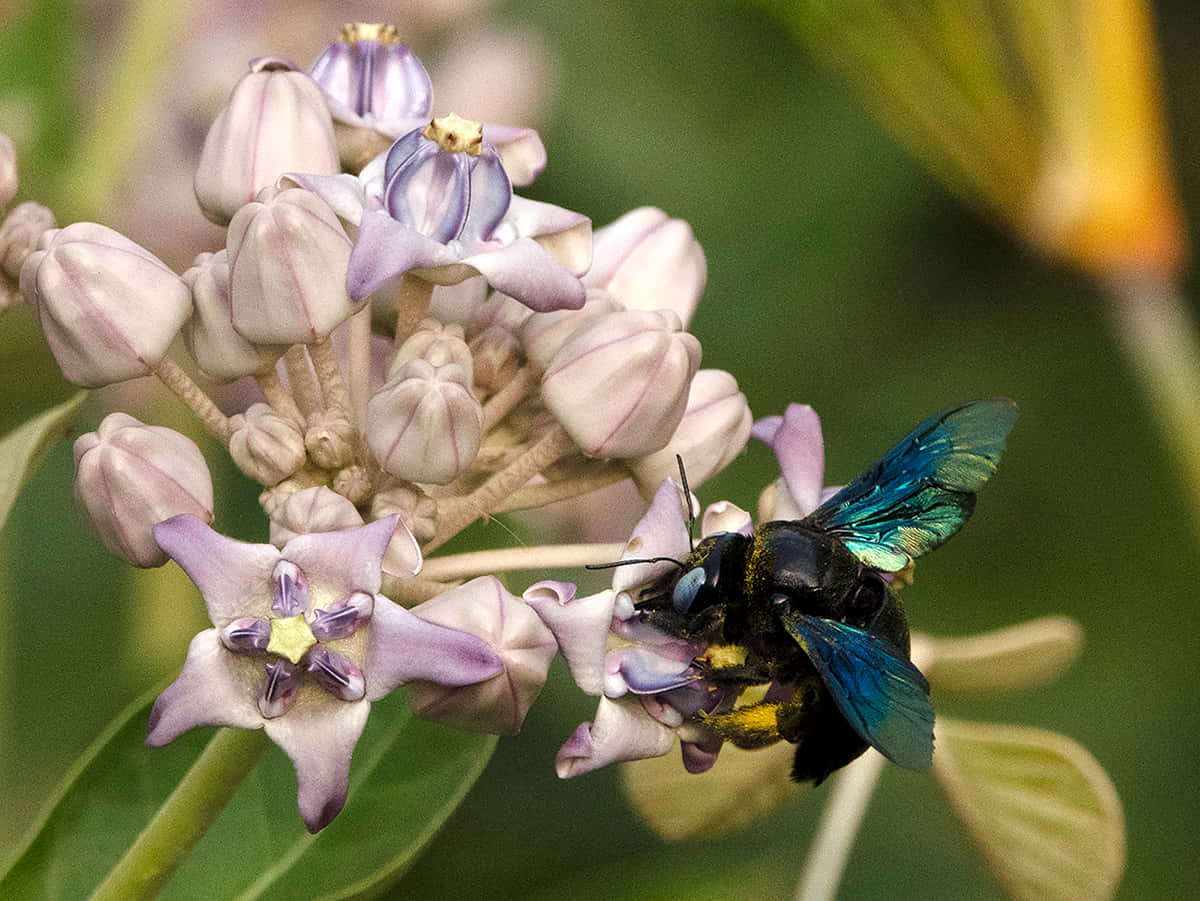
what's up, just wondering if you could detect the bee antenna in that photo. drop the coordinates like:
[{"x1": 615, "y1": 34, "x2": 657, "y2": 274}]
[
  {"x1": 676, "y1": 454, "x2": 696, "y2": 554},
  {"x1": 586, "y1": 556, "x2": 686, "y2": 571}
]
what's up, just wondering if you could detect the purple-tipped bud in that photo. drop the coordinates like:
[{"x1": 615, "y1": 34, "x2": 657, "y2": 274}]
[
  {"x1": 272, "y1": 560, "x2": 310, "y2": 616},
  {"x1": 229, "y1": 403, "x2": 307, "y2": 486},
  {"x1": 310, "y1": 591, "x2": 374, "y2": 641},
  {"x1": 586, "y1": 208, "x2": 707, "y2": 326},
  {"x1": 21, "y1": 223, "x2": 191, "y2": 387},
  {"x1": 182, "y1": 250, "x2": 280, "y2": 380},
  {"x1": 1, "y1": 201, "x2": 55, "y2": 281},
  {"x1": 367, "y1": 359, "x2": 483, "y2": 484},
  {"x1": 521, "y1": 289, "x2": 622, "y2": 372},
  {"x1": 468, "y1": 325, "x2": 520, "y2": 393},
  {"x1": 541, "y1": 309, "x2": 702, "y2": 458},
  {"x1": 307, "y1": 647, "x2": 366, "y2": 701},
  {"x1": 220, "y1": 618, "x2": 272, "y2": 656},
  {"x1": 0, "y1": 134, "x2": 17, "y2": 210},
  {"x1": 195, "y1": 58, "x2": 338, "y2": 226},
  {"x1": 309, "y1": 24, "x2": 433, "y2": 125},
  {"x1": 304, "y1": 409, "x2": 359, "y2": 470},
  {"x1": 73, "y1": 413, "x2": 214, "y2": 567},
  {"x1": 259, "y1": 660, "x2": 303, "y2": 718},
  {"x1": 408, "y1": 577, "x2": 558, "y2": 735},
  {"x1": 388, "y1": 318, "x2": 473, "y2": 383},
  {"x1": 227, "y1": 186, "x2": 357, "y2": 344},
  {"x1": 269, "y1": 486, "x2": 365, "y2": 548},
  {"x1": 382, "y1": 117, "x2": 512, "y2": 247},
  {"x1": 628, "y1": 369, "x2": 753, "y2": 500}
]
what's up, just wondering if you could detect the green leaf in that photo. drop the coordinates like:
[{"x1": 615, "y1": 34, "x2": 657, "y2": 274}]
[
  {"x1": 0, "y1": 688, "x2": 496, "y2": 899},
  {"x1": 0, "y1": 392, "x2": 86, "y2": 532},
  {"x1": 933, "y1": 717, "x2": 1126, "y2": 901}
]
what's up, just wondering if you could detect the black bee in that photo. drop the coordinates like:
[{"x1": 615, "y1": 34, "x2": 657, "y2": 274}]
[{"x1": 630, "y1": 399, "x2": 1017, "y2": 783}]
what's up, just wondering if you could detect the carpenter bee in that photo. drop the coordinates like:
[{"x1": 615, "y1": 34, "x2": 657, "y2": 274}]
[{"x1": 633, "y1": 398, "x2": 1017, "y2": 783}]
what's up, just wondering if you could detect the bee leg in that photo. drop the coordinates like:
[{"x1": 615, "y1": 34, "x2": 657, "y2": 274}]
[{"x1": 698, "y1": 702, "x2": 784, "y2": 749}]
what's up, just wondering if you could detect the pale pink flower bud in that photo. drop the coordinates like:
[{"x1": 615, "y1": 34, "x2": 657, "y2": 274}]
[
  {"x1": 182, "y1": 250, "x2": 279, "y2": 380},
  {"x1": 408, "y1": 577, "x2": 558, "y2": 735},
  {"x1": 541, "y1": 309, "x2": 701, "y2": 458},
  {"x1": 1, "y1": 201, "x2": 55, "y2": 281},
  {"x1": 21, "y1": 223, "x2": 191, "y2": 387},
  {"x1": 627, "y1": 369, "x2": 753, "y2": 500},
  {"x1": 227, "y1": 186, "x2": 357, "y2": 344},
  {"x1": 371, "y1": 484, "x2": 437, "y2": 543},
  {"x1": 304, "y1": 409, "x2": 358, "y2": 469},
  {"x1": 228, "y1": 403, "x2": 306, "y2": 486},
  {"x1": 521, "y1": 289, "x2": 622, "y2": 372},
  {"x1": 388, "y1": 318, "x2": 473, "y2": 383},
  {"x1": 367, "y1": 359, "x2": 483, "y2": 484},
  {"x1": 586, "y1": 207, "x2": 706, "y2": 327},
  {"x1": 0, "y1": 133, "x2": 17, "y2": 210},
  {"x1": 195, "y1": 57, "x2": 339, "y2": 226},
  {"x1": 269, "y1": 486, "x2": 363, "y2": 548},
  {"x1": 469, "y1": 325, "x2": 521, "y2": 394},
  {"x1": 73, "y1": 413, "x2": 214, "y2": 567}
]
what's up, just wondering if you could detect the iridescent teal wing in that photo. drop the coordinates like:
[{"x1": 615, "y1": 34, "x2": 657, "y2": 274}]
[
  {"x1": 779, "y1": 609, "x2": 933, "y2": 770},
  {"x1": 801, "y1": 398, "x2": 1017, "y2": 571}
]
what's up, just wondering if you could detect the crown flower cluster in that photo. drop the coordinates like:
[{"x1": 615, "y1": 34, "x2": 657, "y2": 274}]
[{"x1": 0, "y1": 24, "x2": 745, "y2": 832}]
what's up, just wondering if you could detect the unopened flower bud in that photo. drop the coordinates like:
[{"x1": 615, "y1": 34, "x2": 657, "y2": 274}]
[
  {"x1": 628, "y1": 369, "x2": 752, "y2": 500},
  {"x1": 305, "y1": 408, "x2": 358, "y2": 469},
  {"x1": 21, "y1": 223, "x2": 190, "y2": 386},
  {"x1": 469, "y1": 325, "x2": 521, "y2": 393},
  {"x1": 229, "y1": 403, "x2": 307, "y2": 486},
  {"x1": 331, "y1": 464, "x2": 372, "y2": 504},
  {"x1": 0, "y1": 133, "x2": 17, "y2": 210},
  {"x1": 367, "y1": 359, "x2": 483, "y2": 484},
  {"x1": 269, "y1": 485, "x2": 363, "y2": 547},
  {"x1": 73, "y1": 413, "x2": 214, "y2": 567},
  {"x1": 542, "y1": 309, "x2": 701, "y2": 458},
  {"x1": 408, "y1": 577, "x2": 558, "y2": 735},
  {"x1": 388, "y1": 318, "x2": 473, "y2": 383},
  {"x1": 521, "y1": 289, "x2": 622, "y2": 372},
  {"x1": 1, "y1": 201, "x2": 55, "y2": 281},
  {"x1": 227, "y1": 186, "x2": 357, "y2": 344},
  {"x1": 182, "y1": 250, "x2": 280, "y2": 380},
  {"x1": 195, "y1": 57, "x2": 338, "y2": 225},
  {"x1": 587, "y1": 208, "x2": 706, "y2": 326},
  {"x1": 309, "y1": 24, "x2": 433, "y2": 126},
  {"x1": 371, "y1": 483, "x2": 437, "y2": 543}
]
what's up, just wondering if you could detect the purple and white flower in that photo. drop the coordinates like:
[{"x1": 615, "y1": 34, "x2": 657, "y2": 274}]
[{"x1": 147, "y1": 515, "x2": 503, "y2": 832}]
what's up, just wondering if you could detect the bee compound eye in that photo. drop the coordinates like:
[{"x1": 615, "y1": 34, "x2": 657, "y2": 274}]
[
  {"x1": 671, "y1": 567, "x2": 706, "y2": 614},
  {"x1": 850, "y1": 573, "x2": 888, "y2": 617}
]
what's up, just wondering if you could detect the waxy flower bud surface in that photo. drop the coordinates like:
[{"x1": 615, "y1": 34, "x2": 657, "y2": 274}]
[
  {"x1": 1, "y1": 201, "x2": 55, "y2": 281},
  {"x1": 183, "y1": 250, "x2": 279, "y2": 380},
  {"x1": 229, "y1": 403, "x2": 307, "y2": 486}
]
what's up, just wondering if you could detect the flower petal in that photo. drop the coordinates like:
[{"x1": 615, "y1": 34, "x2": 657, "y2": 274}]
[
  {"x1": 482, "y1": 124, "x2": 547, "y2": 186},
  {"x1": 281, "y1": 516, "x2": 397, "y2": 599},
  {"x1": 461, "y1": 236, "x2": 586, "y2": 312},
  {"x1": 264, "y1": 695, "x2": 370, "y2": 833},
  {"x1": 555, "y1": 697, "x2": 676, "y2": 778},
  {"x1": 605, "y1": 647, "x2": 698, "y2": 697},
  {"x1": 611, "y1": 479, "x2": 691, "y2": 595},
  {"x1": 760, "y1": 404, "x2": 825, "y2": 516},
  {"x1": 146, "y1": 630, "x2": 262, "y2": 745},
  {"x1": 153, "y1": 515, "x2": 279, "y2": 622},
  {"x1": 346, "y1": 210, "x2": 456, "y2": 300},
  {"x1": 279, "y1": 172, "x2": 368, "y2": 227},
  {"x1": 364, "y1": 597, "x2": 502, "y2": 698},
  {"x1": 524, "y1": 587, "x2": 615, "y2": 695}
]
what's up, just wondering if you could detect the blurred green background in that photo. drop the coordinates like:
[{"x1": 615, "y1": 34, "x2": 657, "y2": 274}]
[{"x1": 2, "y1": 0, "x2": 1197, "y2": 898}]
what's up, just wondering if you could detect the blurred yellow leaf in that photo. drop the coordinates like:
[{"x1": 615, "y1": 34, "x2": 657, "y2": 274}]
[{"x1": 919, "y1": 616, "x2": 1083, "y2": 696}]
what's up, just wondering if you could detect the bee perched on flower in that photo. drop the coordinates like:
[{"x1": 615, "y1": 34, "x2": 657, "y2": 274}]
[{"x1": 538, "y1": 399, "x2": 1016, "y2": 783}]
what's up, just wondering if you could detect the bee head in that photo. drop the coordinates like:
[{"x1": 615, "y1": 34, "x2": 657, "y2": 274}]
[{"x1": 671, "y1": 532, "x2": 749, "y2": 615}]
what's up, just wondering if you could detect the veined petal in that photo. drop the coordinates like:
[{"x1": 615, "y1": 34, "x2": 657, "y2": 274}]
[
  {"x1": 611, "y1": 479, "x2": 691, "y2": 595},
  {"x1": 346, "y1": 210, "x2": 456, "y2": 300},
  {"x1": 153, "y1": 515, "x2": 279, "y2": 622},
  {"x1": 146, "y1": 630, "x2": 262, "y2": 745},
  {"x1": 481, "y1": 124, "x2": 546, "y2": 186},
  {"x1": 754, "y1": 404, "x2": 825, "y2": 516},
  {"x1": 280, "y1": 172, "x2": 368, "y2": 227},
  {"x1": 525, "y1": 587, "x2": 615, "y2": 696},
  {"x1": 605, "y1": 647, "x2": 698, "y2": 697},
  {"x1": 281, "y1": 516, "x2": 397, "y2": 599},
  {"x1": 556, "y1": 697, "x2": 676, "y2": 778},
  {"x1": 461, "y1": 237, "x2": 586, "y2": 312},
  {"x1": 364, "y1": 598, "x2": 502, "y2": 698},
  {"x1": 504, "y1": 195, "x2": 592, "y2": 275},
  {"x1": 264, "y1": 695, "x2": 370, "y2": 833}
]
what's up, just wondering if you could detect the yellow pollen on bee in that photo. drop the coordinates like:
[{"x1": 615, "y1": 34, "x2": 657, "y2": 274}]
[
  {"x1": 267, "y1": 614, "x2": 317, "y2": 664},
  {"x1": 339, "y1": 23, "x2": 400, "y2": 45},
  {"x1": 424, "y1": 114, "x2": 484, "y2": 156},
  {"x1": 701, "y1": 643, "x2": 748, "y2": 669}
]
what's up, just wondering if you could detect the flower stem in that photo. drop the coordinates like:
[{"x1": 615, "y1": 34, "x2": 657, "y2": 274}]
[
  {"x1": 426, "y1": 424, "x2": 576, "y2": 552},
  {"x1": 154, "y1": 358, "x2": 232, "y2": 442},
  {"x1": 91, "y1": 727, "x2": 269, "y2": 901},
  {"x1": 309, "y1": 337, "x2": 353, "y2": 421},
  {"x1": 393, "y1": 274, "x2": 435, "y2": 348},
  {"x1": 283, "y1": 346, "x2": 322, "y2": 419},
  {"x1": 256, "y1": 368, "x2": 303, "y2": 425},
  {"x1": 481, "y1": 366, "x2": 537, "y2": 432},
  {"x1": 347, "y1": 306, "x2": 372, "y2": 427},
  {"x1": 794, "y1": 750, "x2": 887, "y2": 901},
  {"x1": 492, "y1": 464, "x2": 628, "y2": 513},
  {"x1": 1103, "y1": 272, "x2": 1200, "y2": 541},
  {"x1": 421, "y1": 542, "x2": 628, "y2": 581}
]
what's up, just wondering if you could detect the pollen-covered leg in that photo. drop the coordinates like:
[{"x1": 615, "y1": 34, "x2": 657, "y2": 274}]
[{"x1": 699, "y1": 701, "x2": 784, "y2": 749}]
